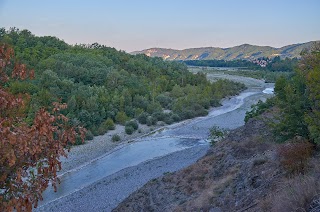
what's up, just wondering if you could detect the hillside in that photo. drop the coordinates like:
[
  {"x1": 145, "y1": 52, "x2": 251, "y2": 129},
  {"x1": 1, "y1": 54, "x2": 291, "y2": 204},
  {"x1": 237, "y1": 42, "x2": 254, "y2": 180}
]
[
  {"x1": 0, "y1": 28, "x2": 245, "y2": 138},
  {"x1": 131, "y1": 41, "x2": 318, "y2": 61}
]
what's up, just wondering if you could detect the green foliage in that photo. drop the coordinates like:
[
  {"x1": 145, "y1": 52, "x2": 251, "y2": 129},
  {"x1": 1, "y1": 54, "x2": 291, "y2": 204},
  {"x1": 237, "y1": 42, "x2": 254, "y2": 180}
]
[
  {"x1": 266, "y1": 56, "x2": 298, "y2": 72},
  {"x1": 209, "y1": 126, "x2": 227, "y2": 145},
  {"x1": 125, "y1": 125, "x2": 134, "y2": 135},
  {"x1": 0, "y1": 28, "x2": 247, "y2": 139},
  {"x1": 156, "y1": 93, "x2": 172, "y2": 108},
  {"x1": 138, "y1": 112, "x2": 148, "y2": 124},
  {"x1": 125, "y1": 120, "x2": 139, "y2": 130},
  {"x1": 115, "y1": 111, "x2": 129, "y2": 125},
  {"x1": 273, "y1": 72, "x2": 310, "y2": 142},
  {"x1": 112, "y1": 134, "x2": 121, "y2": 142},
  {"x1": 185, "y1": 59, "x2": 261, "y2": 69},
  {"x1": 146, "y1": 116, "x2": 157, "y2": 126},
  {"x1": 245, "y1": 98, "x2": 275, "y2": 123},
  {"x1": 273, "y1": 43, "x2": 320, "y2": 144},
  {"x1": 185, "y1": 56, "x2": 298, "y2": 73},
  {"x1": 104, "y1": 118, "x2": 115, "y2": 130}
]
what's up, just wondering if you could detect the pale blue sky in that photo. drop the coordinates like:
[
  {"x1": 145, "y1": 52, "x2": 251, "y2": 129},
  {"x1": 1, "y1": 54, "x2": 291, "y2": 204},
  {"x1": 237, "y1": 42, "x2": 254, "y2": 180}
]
[{"x1": 0, "y1": 0, "x2": 319, "y2": 52}]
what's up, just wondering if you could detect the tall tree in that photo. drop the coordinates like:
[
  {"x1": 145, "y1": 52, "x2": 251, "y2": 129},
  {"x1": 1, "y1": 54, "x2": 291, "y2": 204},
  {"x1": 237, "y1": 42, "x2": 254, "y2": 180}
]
[{"x1": 299, "y1": 43, "x2": 320, "y2": 143}]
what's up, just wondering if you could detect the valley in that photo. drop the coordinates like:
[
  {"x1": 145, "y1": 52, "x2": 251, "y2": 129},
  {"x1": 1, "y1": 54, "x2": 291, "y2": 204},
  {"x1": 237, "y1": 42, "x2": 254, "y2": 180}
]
[{"x1": 36, "y1": 72, "x2": 274, "y2": 211}]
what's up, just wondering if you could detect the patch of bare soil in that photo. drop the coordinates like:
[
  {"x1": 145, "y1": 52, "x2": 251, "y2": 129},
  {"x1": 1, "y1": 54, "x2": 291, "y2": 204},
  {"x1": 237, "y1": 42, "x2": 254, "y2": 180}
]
[{"x1": 114, "y1": 110, "x2": 320, "y2": 212}]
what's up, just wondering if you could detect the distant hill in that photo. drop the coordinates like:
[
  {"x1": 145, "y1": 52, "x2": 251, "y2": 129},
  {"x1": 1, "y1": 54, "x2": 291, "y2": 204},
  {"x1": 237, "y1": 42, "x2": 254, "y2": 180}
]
[{"x1": 131, "y1": 41, "x2": 318, "y2": 61}]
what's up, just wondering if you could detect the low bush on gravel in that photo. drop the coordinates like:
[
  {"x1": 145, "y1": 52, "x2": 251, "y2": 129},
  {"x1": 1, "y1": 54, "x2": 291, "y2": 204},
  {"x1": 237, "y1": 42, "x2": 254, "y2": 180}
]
[
  {"x1": 125, "y1": 125, "x2": 135, "y2": 135},
  {"x1": 112, "y1": 134, "x2": 121, "y2": 142}
]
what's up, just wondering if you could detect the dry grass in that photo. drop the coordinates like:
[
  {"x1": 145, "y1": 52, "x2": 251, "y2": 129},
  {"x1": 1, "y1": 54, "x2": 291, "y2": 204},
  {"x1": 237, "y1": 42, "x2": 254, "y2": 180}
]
[
  {"x1": 277, "y1": 137, "x2": 314, "y2": 175},
  {"x1": 174, "y1": 172, "x2": 236, "y2": 212},
  {"x1": 262, "y1": 175, "x2": 320, "y2": 212}
]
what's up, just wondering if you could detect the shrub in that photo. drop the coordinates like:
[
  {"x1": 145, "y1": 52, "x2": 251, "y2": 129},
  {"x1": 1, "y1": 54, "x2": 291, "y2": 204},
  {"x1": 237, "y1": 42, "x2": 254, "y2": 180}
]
[
  {"x1": 85, "y1": 130, "x2": 94, "y2": 140},
  {"x1": 164, "y1": 116, "x2": 174, "y2": 125},
  {"x1": 138, "y1": 112, "x2": 148, "y2": 124},
  {"x1": 125, "y1": 125, "x2": 134, "y2": 135},
  {"x1": 156, "y1": 94, "x2": 172, "y2": 108},
  {"x1": 104, "y1": 118, "x2": 115, "y2": 130},
  {"x1": 115, "y1": 111, "x2": 129, "y2": 125},
  {"x1": 112, "y1": 134, "x2": 121, "y2": 142},
  {"x1": 153, "y1": 111, "x2": 166, "y2": 121},
  {"x1": 146, "y1": 116, "x2": 157, "y2": 126},
  {"x1": 210, "y1": 98, "x2": 220, "y2": 107},
  {"x1": 277, "y1": 137, "x2": 314, "y2": 174},
  {"x1": 245, "y1": 98, "x2": 275, "y2": 122},
  {"x1": 179, "y1": 110, "x2": 195, "y2": 120},
  {"x1": 146, "y1": 102, "x2": 162, "y2": 114},
  {"x1": 209, "y1": 126, "x2": 227, "y2": 144},
  {"x1": 97, "y1": 125, "x2": 107, "y2": 135},
  {"x1": 125, "y1": 120, "x2": 139, "y2": 130},
  {"x1": 134, "y1": 108, "x2": 144, "y2": 118},
  {"x1": 171, "y1": 113, "x2": 180, "y2": 122},
  {"x1": 195, "y1": 107, "x2": 208, "y2": 116}
]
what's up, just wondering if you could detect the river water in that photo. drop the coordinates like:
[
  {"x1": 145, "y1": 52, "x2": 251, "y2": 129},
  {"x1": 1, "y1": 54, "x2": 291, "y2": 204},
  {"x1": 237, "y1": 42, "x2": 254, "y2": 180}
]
[{"x1": 39, "y1": 84, "x2": 274, "y2": 207}]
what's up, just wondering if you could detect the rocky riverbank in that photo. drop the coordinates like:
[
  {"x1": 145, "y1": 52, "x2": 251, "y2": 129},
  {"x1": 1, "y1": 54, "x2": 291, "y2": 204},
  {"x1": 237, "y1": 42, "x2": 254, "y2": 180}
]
[{"x1": 37, "y1": 145, "x2": 210, "y2": 211}]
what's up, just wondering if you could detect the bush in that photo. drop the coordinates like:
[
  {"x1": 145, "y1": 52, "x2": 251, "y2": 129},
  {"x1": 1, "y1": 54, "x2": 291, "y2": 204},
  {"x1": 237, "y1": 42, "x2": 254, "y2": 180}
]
[
  {"x1": 138, "y1": 112, "x2": 148, "y2": 124},
  {"x1": 112, "y1": 134, "x2": 121, "y2": 142},
  {"x1": 209, "y1": 126, "x2": 227, "y2": 144},
  {"x1": 146, "y1": 116, "x2": 157, "y2": 126},
  {"x1": 210, "y1": 98, "x2": 220, "y2": 107},
  {"x1": 134, "y1": 108, "x2": 144, "y2": 118},
  {"x1": 179, "y1": 110, "x2": 195, "y2": 120},
  {"x1": 164, "y1": 116, "x2": 174, "y2": 125},
  {"x1": 156, "y1": 94, "x2": 172, "y2": 108},
  {"x1": 85, "y1": 130, "x2": 94, "y2": 140},
  {"x1": 104, "y1": 118, "x2": 115, "y2": 130},
  {"x1": 171, "y1": 113, "x2": 180, "y2": 122},
  {"x1": 146, "y1": 102, "x2": 162, "y2": 114},
  {"x1": 125, "y1": 120, "x2": 139, "y2": 130},
  {"x1": 244, "y1": 98, "x2": 275, "y2": 123},
  {"x1": 115, "y1": 111, "x2": 129, "y2": 125},
  {"x1": 125, "y1": 125, "x2": 134, "y2": 135},
  {"x1": 195, "y1": 107, "x2": 208, "y2": 116},
  {"x1": 152, "y1": 111, "x2": 166, "y2": 121},
  {"x1": 97, "y1": 125, "x2": 107, "y2": 135}
]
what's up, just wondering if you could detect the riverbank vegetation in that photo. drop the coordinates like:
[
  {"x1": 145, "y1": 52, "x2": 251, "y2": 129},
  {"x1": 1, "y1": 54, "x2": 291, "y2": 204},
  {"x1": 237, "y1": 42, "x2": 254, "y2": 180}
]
[
  {"x1": 188, "y1": 66, "x2": 293, "y2": 83},
  {"x1": 0, "y1": 28, "x2": 245, "y2": 138},
  {"x1": 184, "y1": 56, "x2": 298, "y2": 72},
  {"x1": 185, "y1": 55, "x2": 299, "y2": 82},
  {"x1": 245, "y1": 43, "x2": 320, "y2": 144}
]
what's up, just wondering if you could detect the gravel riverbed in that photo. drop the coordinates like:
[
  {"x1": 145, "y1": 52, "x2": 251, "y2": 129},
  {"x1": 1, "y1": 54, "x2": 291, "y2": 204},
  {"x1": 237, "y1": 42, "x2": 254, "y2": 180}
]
[{"x1": 36, "y1": 145, "x2": 210, "y2": 211}]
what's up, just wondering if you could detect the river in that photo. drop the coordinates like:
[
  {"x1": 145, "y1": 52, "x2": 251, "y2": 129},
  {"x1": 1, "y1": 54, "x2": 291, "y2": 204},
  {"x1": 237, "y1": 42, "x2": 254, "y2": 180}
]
[{"x1": 37, "y1": 76, "x2": 274, "y2": 211}]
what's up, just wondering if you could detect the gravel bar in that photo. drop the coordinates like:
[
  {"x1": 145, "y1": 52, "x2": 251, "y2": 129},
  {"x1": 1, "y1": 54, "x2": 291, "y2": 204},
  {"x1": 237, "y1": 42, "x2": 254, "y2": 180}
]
[{"x1": 36, "y1": 145, "x2": 210, "y2": 212}]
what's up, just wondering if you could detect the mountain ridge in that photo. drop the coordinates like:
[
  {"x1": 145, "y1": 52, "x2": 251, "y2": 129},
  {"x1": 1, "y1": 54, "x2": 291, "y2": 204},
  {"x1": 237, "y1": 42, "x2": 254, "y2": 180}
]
[{"x1": 131, "y1": 41, "x2": 319, "y2": 61}]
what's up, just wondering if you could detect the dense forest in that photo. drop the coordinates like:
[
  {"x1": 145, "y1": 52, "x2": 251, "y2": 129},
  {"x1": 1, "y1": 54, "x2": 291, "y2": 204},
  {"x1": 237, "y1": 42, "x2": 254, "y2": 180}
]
[
  {"x1": 184, "y1": 57, "x2": 299, "y2": 72},
  {"x1": 0, "y1": 28, "x2": 245, "y2": 138}
]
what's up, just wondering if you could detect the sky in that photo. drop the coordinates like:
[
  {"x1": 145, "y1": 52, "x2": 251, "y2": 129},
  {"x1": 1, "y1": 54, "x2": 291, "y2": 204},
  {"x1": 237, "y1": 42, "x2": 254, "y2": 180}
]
[{"x1": 0, "y1": 0, "x2": 319, "y2": 52}]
